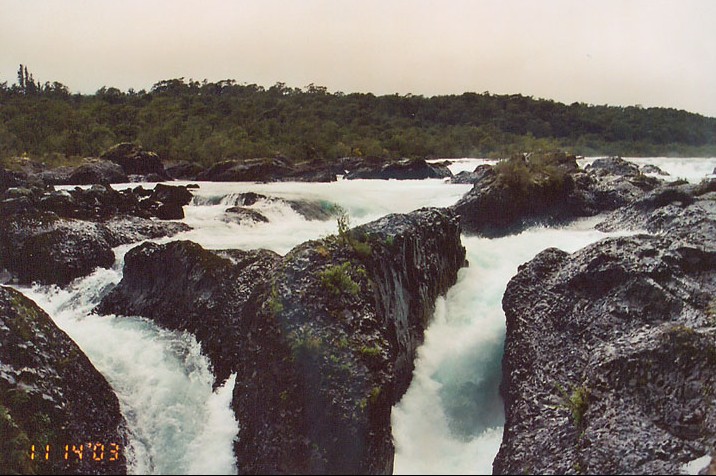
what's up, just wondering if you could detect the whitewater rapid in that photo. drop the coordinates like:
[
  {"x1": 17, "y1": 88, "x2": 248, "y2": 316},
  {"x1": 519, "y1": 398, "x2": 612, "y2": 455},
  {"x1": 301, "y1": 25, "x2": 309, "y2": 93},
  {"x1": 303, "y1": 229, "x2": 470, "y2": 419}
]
[{"x1": 13, "y1": 156, "x2": 716, "y2": 474}]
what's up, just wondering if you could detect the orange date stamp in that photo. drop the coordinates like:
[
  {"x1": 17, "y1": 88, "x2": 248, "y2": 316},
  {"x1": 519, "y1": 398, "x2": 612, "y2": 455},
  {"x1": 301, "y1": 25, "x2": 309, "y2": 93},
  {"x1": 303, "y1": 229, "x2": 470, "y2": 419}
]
[{"x1": 29, "y1": 443, "x2": 121, "y2": 462}]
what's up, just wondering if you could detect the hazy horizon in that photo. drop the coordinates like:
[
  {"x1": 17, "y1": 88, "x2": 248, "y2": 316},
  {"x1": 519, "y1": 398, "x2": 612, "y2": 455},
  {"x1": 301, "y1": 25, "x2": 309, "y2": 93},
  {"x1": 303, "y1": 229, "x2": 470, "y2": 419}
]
[{"x1": 2, "y1": 0, "x2": 715, "y2": 117}]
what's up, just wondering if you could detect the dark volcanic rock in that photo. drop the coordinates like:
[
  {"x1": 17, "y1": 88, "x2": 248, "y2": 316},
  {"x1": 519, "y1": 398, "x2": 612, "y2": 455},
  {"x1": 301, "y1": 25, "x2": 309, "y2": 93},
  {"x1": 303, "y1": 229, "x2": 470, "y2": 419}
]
[
  {"x1": 0, "y1": 183, "x2": 192, "y2": 285},
  {"x1": 166, "y1": 161, "x2": 206, "y2": 180},
  {"x1": 285, "y1": 199, "x2": 342, "y2": 221},
  {"x1": 452, "y1": 152, "x2": 580, "y2": 237},
  {"x1": 97, "y1": 207, "x2": 466, "y2": 474},
  {"x1": 0, "y1": 213, "x2": 115, "y2": 286},
  {"x1": 223, "y1": 206, "x2": 270, "y2": 224},
  {"x1": 495, "y1": 223, "x2": 716, "y2": 474},
  {"x1": 596, "y1": 179, "x2": 716, "y2": 242},
  {"x1": 450, "y1": 164, "x2": 495, "y2": 184},
  {"x1": 641, "y1": 164, "x2": 670, "y2": 176},
  {"x1": 453, "y1": 153, "x2": 662, "y2": 237},
  {"x1": 197, "y1": 158, "x2": 293, "y2": 182},
  {"x1": 100, "y1": 143, "x2": 170, "y2": 179},
  {"x1": 345, "y1": 158, "x2": 453, "y2": 180},
  {"x1": 586, "y1": 156, "x2": 641, "y2": 177},
  {"x1": 284, "y1": 159, "x2": 340, "y2": 183},
  {"x1": 0, "y1": 286, "x2": 128, "y2": 474},
  {"x1": 1, "y1": 168, "x2": 24, "y2": 192},
  {"x1": 67, "y1": 160, "x2": 128, "y2": 185}
]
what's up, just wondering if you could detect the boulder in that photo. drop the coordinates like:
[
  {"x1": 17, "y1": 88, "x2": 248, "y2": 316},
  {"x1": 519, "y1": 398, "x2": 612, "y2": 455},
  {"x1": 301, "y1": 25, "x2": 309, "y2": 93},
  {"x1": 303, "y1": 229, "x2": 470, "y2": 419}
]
[
  {"x1": 596, "y1": 179, "x2": 716, "y2": 241},
  {"x1": 453, "y1": 153, "x2": 662, "y2": 237},
  {"x1": 586, "y1": 156, "x2": 641, "y2": 177},
  {"x1": 0, "y1": 212, "x2": 189, "y2": 286},
  {"x1": 495, "y1": 205, "x2": 716, "y2": 474},
  {"x1": 196, "y1": 158, "x2": 292, "y2": 182},
  {"x1": 100, "y1": 143, "x2": 170, "y2": 179},
  {"x1": 223, "y1": 206, "x2": 270, "y2": 225},
  {"x1": 284, "y1": 159, "x2": 340, "y2": 183},
  {"x1": 0, "y1": 286, "x2": 128, "y2": 474},
  {"x1": 285, "y1": 199, "x2": 342, "y2": 221},
  {"x1": 451, "y1": 152, "x2": 579, "y2": 237},
  {"x1": 345, "y1": 158, "x2": 453, "y2": 180},
  {"x1": 0, "y1": 183, "x2": 193, "y2": 285},
  {"x1": 66, "y1": 160, "x2": 128, "y2": 185},
  {"x1": 1, "y1": 183, "x2": 195, "y2": 222},
  {"x1": 641, "y1": 164, "x2": 670, "y2": 176},
  {"x1": 97, "y1": 207, "x2": 466, "y2": 474},
  {"x1": 450, "y1": 164, "x2": 495, "y2": 184},
  {"x1": 0, "y1": 213, "x2": 115, "y2": 286},
  {"x1": 166, "y1": 161, "x2": 206, "y2": 180}
]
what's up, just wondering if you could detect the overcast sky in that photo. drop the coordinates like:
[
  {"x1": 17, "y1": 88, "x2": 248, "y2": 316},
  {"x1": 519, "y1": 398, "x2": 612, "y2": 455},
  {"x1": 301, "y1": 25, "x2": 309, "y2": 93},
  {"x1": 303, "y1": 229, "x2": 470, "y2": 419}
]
[{"x1": 1, "y1": 0, "x2": 715, "y2": 117}]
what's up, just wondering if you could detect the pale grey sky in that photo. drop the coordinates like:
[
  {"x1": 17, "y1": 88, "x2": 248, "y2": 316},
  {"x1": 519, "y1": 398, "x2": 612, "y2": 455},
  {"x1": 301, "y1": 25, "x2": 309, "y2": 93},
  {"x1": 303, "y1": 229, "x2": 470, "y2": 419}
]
[{"x1": 1, "y1": 0, "x2": 715, "y2": 117}]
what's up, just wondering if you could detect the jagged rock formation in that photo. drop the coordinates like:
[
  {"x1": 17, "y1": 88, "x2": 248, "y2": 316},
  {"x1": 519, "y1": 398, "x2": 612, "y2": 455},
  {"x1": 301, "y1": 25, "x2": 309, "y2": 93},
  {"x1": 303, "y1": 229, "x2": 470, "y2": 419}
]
[
  {"x1": 641, "y1": 164, "x2": 670, "y2": 176},
  {"x1": 97, "y1": 207, "x2": 466, "y2": 474},
  {"x1": 452, "y1": 154, "x2": 662, "y2": 237},
  {"x1": 0, "y1": 183, "x2": 192, "y2": 285},
  {"x1": 495, "y1": 179, "x2": 716, "y2": 474},
  {"x1": 0, "y1": 286, "x2": 128, "y2": 474}
]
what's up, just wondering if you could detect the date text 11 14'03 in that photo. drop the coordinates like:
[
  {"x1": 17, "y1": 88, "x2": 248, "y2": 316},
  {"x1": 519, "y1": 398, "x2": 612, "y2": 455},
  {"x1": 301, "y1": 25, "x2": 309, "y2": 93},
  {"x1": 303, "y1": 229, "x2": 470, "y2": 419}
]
[{"x1": 29, "y1": 442, "x2": 121, "y2": 462}]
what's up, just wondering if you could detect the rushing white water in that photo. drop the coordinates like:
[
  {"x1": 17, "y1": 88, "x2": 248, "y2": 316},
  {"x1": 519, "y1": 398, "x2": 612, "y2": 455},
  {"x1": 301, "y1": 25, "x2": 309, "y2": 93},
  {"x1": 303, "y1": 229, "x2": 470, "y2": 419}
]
[
  {"x1": 15, "y1": 253, "x2": 239, "y2": 475},
  {"x1": 391, "y1": 218, "x2": 633, "y2": 474},
  {"x1": 15, "y1": 157, "x2": 716, "y2": 474}
]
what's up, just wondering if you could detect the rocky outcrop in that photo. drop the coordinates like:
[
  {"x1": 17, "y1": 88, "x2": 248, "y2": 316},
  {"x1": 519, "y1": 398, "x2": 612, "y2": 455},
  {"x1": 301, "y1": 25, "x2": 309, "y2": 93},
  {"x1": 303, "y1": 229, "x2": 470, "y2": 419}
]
[
  {"x1": 196, "y1": 158, "x2": 293, "y2": 182},
  {"x1": 100, "y1": 143, "x2": 170, "y2": 180},
  {"x1": 495, "y1": 192, "x2": 716, "y2": 474},
  {"x1": 0, "y1": 184, "x2": 192, "y2": 285},
  {"x1": 65, "y1": 159, "x2": 128, "y2": 185},
  {"x1": 166, "y1": 161, "x2": 206, "y2": 180},
  {"x1": 596, "y1": 179, "x2": 716, "y2": 241},
  {"x1": 344, "y1": 158, "x2": 452, "y2": 180},
  {"x1": 452, "y1": 153, "x2": 661, "y2": 237},
  {"x1": 97, "y1": 207, "x2": 466, "y2": 474},
  {"x1": 0, "y1": 286, "x2": 128, "y2": 474},
  {"x1": 641, "y1": 164, "x2": 670, "y2": 176},
  {"x1": 585, "y1": 156, "x2": 641, "y2": 177},
  {"x1": 222, "y1": 206, "x2": 270, "y2": 225},
  {"x1": 450, "y1": 164, "x2": 494, "y2": 184}
]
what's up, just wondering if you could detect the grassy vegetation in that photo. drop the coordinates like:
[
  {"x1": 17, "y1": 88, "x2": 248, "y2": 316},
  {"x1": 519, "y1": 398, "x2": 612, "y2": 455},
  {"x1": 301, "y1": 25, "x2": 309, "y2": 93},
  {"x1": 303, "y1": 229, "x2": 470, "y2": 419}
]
[
  {"x1": 556, "y1": 383, "x2": 590, "y2": 430},
  {"x1": 336, "y1": 210, "x2": 373, "y2": 258},
  {"x1": 267, "y1": 282, "x2": 284, "y2": 316},
  {"x1": 494, "y1": 151, "x2": 571, "y2": 194},
  {"x1": 319, "y1": 262, "x2": 361, "y2": 297}
]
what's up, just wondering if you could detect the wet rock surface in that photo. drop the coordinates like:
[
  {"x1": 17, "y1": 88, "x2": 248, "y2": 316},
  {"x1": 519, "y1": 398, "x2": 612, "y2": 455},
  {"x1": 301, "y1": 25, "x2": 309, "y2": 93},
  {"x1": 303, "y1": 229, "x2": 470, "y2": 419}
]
[
  {"x1": 0, "y1": 286, "x2": 128, "y2": 474},
  {"x1": 344, "y1": 157, "x2": 452, "y2": 180},
  {"x1": 97, "y1": 207, "x2": 466, "y2": 474},
  {"x1": 452, "y1": 154, "x2": 662, "y2": 237},
  {"x1": 0, "y1": 183, "x2": 192, "y2": 285},
  {"x1": 99, "y1": 142, "x2": 171, "y2": 180},
  {"x1": 495, "y1": 182, "x2": 716, "y2": 474}
]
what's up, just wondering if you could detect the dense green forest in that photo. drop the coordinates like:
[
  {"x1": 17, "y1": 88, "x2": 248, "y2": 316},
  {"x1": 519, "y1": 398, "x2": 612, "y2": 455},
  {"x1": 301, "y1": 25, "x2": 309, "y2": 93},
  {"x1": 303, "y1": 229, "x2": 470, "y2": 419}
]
[{"x1": 1, "y1": 65, "x2": 715, "y2": 167}]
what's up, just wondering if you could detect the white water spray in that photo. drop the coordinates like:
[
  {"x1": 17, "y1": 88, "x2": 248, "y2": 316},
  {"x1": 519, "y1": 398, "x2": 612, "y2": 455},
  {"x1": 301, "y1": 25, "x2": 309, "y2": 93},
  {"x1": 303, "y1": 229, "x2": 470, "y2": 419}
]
[
  {"x1": 17, "y1": 258, "x2": 238, "y2": 475},
  {"x1": 16, "y1": 157, "x2": 715, "y2": 474}
]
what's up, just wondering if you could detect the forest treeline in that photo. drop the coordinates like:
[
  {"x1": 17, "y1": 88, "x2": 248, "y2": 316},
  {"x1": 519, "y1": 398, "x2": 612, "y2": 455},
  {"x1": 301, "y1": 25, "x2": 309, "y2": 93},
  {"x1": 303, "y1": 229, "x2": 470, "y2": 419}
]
[{"x1": 1, "y1": 66, "x2": 715, "y2": 166}]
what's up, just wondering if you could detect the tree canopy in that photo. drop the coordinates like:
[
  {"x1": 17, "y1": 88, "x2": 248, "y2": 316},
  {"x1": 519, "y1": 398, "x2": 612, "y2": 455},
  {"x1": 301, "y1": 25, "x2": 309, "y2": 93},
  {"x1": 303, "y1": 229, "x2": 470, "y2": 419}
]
[{"x1": 1, "y1": 67, "x2": 715, "y2": 166}]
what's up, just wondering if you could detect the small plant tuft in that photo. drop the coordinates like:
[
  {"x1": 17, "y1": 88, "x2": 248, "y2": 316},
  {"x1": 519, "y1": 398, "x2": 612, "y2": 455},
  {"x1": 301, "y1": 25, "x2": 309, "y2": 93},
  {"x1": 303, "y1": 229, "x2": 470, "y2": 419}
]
[
  {"x1": 556, "y1": 383, "x2": 590, "y2": 429},
  {"x1": 320, "y1": 262, "x2": 361, "y2": 297}
]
